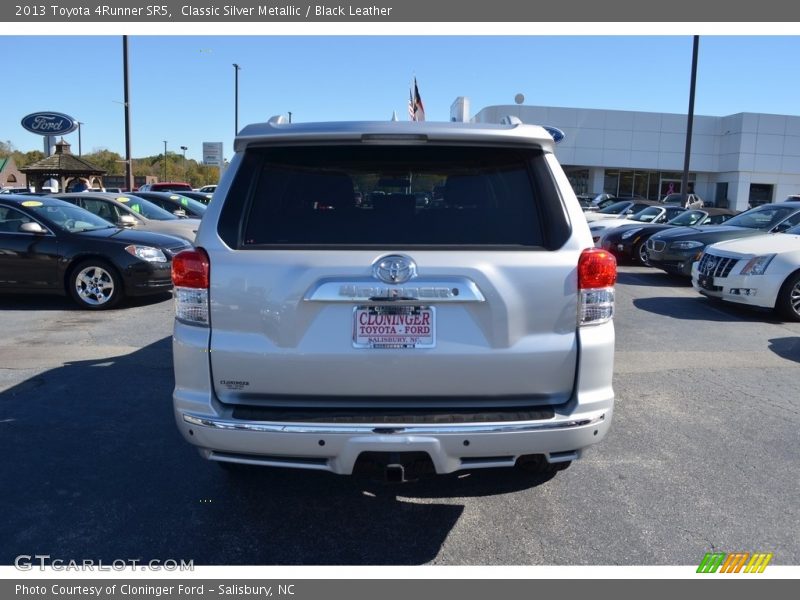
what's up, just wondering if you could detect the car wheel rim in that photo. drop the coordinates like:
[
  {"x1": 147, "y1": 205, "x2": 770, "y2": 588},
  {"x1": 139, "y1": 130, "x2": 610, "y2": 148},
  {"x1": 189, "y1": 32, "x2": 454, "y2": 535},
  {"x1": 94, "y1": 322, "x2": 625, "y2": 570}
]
[
  {"x1": 638, "y1": 244, "x2": 649, "y2": 265},
  {"x1": 791, "y1": 281, "x2": 800, "y2": 316},
  {"x1": 75, "y1": 266, "x2": 115, "y2": 305}
]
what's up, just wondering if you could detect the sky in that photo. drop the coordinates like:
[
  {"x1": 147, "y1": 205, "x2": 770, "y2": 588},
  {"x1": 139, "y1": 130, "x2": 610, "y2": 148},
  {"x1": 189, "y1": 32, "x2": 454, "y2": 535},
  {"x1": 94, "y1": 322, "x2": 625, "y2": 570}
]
[{"x1": 3, "y1": 35, "x2": 800, "y2": 162}]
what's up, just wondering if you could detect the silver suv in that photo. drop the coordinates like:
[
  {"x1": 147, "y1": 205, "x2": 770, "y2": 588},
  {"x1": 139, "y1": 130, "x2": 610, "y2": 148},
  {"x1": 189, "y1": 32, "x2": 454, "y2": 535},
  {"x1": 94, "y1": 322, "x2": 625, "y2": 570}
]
[{"x1": 171, "y1": 119, "x2": 616, "y2": 481}]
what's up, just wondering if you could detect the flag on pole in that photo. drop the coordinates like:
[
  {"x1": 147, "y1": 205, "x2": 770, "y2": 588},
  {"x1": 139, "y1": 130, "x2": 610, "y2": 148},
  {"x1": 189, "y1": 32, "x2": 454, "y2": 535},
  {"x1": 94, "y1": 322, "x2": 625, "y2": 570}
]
[{"x1": 408, "y1": 77, "x2": 425, "y2": 122}]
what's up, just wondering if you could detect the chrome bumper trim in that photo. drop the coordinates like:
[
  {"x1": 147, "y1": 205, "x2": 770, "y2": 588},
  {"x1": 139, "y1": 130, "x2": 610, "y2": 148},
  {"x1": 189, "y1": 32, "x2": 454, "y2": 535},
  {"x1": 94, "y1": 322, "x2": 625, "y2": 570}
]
[{"x1": 182, "y1": 412, "x2": 605, "y2": 435}]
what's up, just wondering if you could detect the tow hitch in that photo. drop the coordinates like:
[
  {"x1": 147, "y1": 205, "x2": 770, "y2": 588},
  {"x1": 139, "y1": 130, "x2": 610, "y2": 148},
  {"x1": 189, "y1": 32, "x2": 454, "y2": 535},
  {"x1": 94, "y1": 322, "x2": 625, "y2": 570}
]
[{"x1": 353, "y1": 451, "x2": 435, "y2": 483}]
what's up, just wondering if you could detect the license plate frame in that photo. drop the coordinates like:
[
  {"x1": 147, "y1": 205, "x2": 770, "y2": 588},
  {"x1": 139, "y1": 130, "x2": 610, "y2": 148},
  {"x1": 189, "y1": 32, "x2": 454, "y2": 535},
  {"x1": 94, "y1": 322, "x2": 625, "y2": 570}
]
[{"x1": 353, "y1": 305, "x2": 436, "y2": 349}]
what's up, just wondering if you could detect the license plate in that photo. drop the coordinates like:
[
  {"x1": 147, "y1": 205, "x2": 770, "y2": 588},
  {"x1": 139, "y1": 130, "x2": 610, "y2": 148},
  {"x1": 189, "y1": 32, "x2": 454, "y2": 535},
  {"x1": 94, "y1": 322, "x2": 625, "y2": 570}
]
[{"x1": 353, "y1": 305, "x2": 435, "y2": 349}]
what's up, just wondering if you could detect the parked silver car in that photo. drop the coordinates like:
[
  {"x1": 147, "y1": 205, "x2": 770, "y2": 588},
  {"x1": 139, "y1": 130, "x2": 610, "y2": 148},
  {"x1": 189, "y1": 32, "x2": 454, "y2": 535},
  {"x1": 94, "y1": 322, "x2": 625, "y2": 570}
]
[
  {"x1": 52, "y1": 192, "x2": 200, "y2": 243},
  {"x1": 171, "y1": 119, "x2": 617, "y2": 481},
  {"x1": 662, "y1": 193, "x2": 704, "y2": 210}
]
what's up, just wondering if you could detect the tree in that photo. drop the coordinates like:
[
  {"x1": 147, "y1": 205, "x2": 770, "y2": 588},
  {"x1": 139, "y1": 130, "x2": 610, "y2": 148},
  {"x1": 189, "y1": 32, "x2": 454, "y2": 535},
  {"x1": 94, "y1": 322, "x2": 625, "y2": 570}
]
[
  {"x1": 2, "y1": 141, "x2": 219, "y2": 187},
  {"x1": 82, "y1": 149, "x2": 125, "y2": 175}
]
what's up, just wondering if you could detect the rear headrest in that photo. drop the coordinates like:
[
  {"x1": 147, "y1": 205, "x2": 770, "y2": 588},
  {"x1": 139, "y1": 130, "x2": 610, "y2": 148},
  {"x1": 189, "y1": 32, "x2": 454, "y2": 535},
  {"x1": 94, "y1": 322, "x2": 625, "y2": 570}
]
[
  {"x1": 295, "y1": 172, "x2": 355, "y2": 210},
  {"x1": 372, "y1": 193, "x2": 416, "y2": 214},
  {"x1": 444, "y1": 175, "x2": 490, "y2": 209}
]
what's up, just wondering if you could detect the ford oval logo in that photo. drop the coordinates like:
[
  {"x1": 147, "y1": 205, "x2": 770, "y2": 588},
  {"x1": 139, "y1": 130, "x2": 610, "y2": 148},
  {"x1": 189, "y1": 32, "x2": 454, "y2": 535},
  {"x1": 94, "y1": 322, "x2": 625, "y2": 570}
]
[
  {"x1": 373, "y1": 255, "x2": 417, "y2": 284},
  {"x1": 543, "y1": 126, "x2": 566, "y2": 144},
  {"x1": 21, "y1": 112, "x2": 78, "y2": 136}
]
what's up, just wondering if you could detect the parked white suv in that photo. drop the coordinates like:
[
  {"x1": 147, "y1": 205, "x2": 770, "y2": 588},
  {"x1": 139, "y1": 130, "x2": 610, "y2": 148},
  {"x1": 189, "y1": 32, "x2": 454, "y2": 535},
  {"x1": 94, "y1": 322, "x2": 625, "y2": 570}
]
[{"x1": 171, "y1": 119, "x2": 617, "y2": 481}]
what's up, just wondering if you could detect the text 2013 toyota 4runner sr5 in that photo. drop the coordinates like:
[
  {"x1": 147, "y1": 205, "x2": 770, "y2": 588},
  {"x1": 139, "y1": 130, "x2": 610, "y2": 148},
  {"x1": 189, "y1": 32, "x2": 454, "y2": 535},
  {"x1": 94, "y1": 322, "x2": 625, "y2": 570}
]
[{"x1": 171, "y1": 119, "x2": 616, "y2": 481}]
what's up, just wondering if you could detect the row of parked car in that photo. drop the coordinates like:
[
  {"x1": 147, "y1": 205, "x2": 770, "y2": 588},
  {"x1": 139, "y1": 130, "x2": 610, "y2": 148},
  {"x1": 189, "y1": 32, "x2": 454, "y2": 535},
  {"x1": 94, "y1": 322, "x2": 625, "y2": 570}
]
[
  {"x1": 592, "y1": 198, "x2": 800, "y2": 321},
  {"x1": 577, "y1": 192, "x2": 705, "y2": 215},
  {"x1": 0, "y1": 190, "x2": 216, "y2": 309}
]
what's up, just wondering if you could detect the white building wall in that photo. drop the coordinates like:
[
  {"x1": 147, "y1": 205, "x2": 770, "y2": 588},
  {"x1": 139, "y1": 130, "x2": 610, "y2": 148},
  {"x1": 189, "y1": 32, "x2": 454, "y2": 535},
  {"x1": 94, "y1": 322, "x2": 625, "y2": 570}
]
[{"x1": 473, "y1": 104, "x2": 800, "y2": 212}]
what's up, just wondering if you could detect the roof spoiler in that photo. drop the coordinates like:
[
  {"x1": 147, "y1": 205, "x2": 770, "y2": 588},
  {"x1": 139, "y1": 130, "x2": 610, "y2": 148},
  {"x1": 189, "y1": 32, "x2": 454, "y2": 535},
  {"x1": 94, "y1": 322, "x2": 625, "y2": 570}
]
[{"x1": 500, "y1": 115, "x2": 565, "y2": 144}]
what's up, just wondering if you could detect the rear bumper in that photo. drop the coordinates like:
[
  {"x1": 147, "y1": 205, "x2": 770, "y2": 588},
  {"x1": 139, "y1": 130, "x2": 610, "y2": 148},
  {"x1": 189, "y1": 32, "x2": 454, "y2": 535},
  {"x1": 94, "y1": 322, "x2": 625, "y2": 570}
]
[
  {"x1": 177, "y1": 407, "x2": 611, "y2": 474},
  {"x1": 172, "y1": 319, "x2": 615, "y2": 475}
]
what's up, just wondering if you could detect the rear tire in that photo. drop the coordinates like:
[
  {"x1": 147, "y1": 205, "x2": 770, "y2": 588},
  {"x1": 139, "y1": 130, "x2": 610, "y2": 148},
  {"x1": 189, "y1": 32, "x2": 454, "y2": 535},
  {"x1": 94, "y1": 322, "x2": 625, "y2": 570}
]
[
  {"x1": 67, "y1": 259, "x2": 123, "y2": 310},
  {"x1": 776, "y1": 271, "x2": 800, "y2": 322}
]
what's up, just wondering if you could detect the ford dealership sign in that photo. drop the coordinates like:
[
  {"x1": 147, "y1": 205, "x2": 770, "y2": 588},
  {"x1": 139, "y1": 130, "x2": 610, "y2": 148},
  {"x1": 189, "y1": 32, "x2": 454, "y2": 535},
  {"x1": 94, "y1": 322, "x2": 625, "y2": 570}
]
[
  {"x1": 21, "y1": 112, "x2": 78, "y2": 136},
  {"x1": 543, "y1": 126, "x2": 566, "y2": 144}
]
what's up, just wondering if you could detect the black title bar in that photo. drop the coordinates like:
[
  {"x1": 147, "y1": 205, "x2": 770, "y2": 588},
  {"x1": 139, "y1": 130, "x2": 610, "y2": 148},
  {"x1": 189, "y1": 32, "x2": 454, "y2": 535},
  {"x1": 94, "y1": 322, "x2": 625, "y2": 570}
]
[{"x1": 3, "y1": 0, "x2": 800, "y2": 22}]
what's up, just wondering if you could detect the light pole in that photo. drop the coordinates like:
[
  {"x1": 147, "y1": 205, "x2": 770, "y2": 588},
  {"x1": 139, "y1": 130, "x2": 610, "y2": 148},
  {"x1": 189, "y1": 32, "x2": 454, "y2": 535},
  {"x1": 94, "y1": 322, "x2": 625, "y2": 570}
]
[
  {"x1": 180, "y1": 145, "x2": 188, "y2": 181},
  {"x1": 233, "y1": 63, "x2": 241, "y2": 135},
  {"x1": 76, "y1": 121, "x2": 83, "y2": 156},
  {"x1": 163, "y1": 140, "x2": 168, "y2": 181},
  {"x1": 681, "y1": 35, "x2": 700, "y2": 206},
  {"x1": 122, "y1": 35, "x2": 133, "y2": 193}
]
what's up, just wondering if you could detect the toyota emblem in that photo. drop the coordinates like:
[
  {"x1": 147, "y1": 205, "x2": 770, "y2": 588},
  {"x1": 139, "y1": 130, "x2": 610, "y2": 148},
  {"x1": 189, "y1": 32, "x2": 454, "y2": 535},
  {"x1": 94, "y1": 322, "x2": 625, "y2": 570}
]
[{"x1": 373, "y1": 255, "x2": 417, "y2": 284}]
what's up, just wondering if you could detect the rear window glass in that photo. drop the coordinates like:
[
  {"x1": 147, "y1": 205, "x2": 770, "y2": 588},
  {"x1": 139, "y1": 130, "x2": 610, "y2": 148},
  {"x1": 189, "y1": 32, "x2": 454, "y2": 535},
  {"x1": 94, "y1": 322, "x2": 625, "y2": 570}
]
[{"x1": 232, "y1": 146, "x2": 558, "y2": 247}]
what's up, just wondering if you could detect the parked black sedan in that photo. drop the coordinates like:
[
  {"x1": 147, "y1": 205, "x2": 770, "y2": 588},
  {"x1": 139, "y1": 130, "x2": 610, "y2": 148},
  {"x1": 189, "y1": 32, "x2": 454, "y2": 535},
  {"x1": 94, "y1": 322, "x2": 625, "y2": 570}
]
[
  {"x1": 645, "y1": 201, "x2": 800, "y2": 276},
  {"x1": 0, "y1": 195, "x2": 192, "y2": 309},
  {"x1": 129, "y1": 191, "x2": 207, "y2": 218},
  {"x1": 599, "y1": 208, "x2": 738, "y2": 264}
]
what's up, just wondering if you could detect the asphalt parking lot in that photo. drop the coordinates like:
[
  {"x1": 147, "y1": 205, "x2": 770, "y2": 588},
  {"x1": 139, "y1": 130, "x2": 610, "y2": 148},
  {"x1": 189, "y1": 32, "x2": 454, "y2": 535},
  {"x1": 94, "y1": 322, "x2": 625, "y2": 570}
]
[{"x1": 1, "y1": 266, "x2": 798, "y2": 566}]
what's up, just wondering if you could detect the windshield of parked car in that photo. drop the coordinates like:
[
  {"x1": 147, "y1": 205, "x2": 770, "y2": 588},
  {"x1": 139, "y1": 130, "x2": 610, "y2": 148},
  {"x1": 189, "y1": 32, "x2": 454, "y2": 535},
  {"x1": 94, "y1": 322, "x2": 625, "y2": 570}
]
[
  {"x1": 724, "y1": 205, "x2": 798, "y2": 230},
  {"x1": 596, "y1": 198, "x2": 617, "y2": 210},
  {"x1": 598, "y1": 201, "x2": 632, "y2": 215},
  {"x1": 29, "y1": 203, "x2": 115, "y2": 232},
  {"x1": 785, "y1": 223, "x2": 800, "y2": 235},
  {"x1": 169, "y1": 195, "x2": 207, "y2": 215},
  {"x1": 668, "y1": 210, "x2": 706, "y2": 226},
  {"x1": 630, "y1": 206, "x2": 662, "y2": 222},
  {"x1": 118, "y1": 196, "x2": 179, "y2": 221}
]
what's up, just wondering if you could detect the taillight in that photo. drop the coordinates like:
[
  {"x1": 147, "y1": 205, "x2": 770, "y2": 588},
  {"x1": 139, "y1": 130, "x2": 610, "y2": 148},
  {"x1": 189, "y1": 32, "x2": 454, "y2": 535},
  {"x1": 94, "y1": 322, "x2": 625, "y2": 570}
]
[
  {"x1": 172, "y1": 249, "x2": 209, "y2": 288},
  {"x1": 578, "y1": 248, "x2": 616, "y2": 326},
  {"x1": 579, "y1": 248, "x2": 617, "y2": 289},
  {"x1": 172, "y1": 249, "x2": 210, "y2": 326}
]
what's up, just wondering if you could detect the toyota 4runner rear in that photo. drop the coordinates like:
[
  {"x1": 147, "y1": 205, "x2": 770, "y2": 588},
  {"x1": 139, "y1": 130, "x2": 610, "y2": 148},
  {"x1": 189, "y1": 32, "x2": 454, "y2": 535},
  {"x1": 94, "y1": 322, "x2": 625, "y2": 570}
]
[{"x1": 171, "y1": 119, "x2": 616, "y2": 481}]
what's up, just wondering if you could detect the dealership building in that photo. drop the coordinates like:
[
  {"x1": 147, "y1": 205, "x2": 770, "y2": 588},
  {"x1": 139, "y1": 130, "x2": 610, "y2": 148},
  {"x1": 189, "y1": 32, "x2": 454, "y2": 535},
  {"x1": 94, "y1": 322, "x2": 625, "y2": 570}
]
[{"x1": 455, "y1": 99, "x2": 800, "y2": 211}]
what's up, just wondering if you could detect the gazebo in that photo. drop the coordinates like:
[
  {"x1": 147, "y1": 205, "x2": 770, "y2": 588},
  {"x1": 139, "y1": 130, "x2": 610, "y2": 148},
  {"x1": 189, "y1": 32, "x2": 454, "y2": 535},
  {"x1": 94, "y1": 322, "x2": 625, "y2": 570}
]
[{"x1": 19, "y1": 139, "x2": 107, "y2": 192}]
